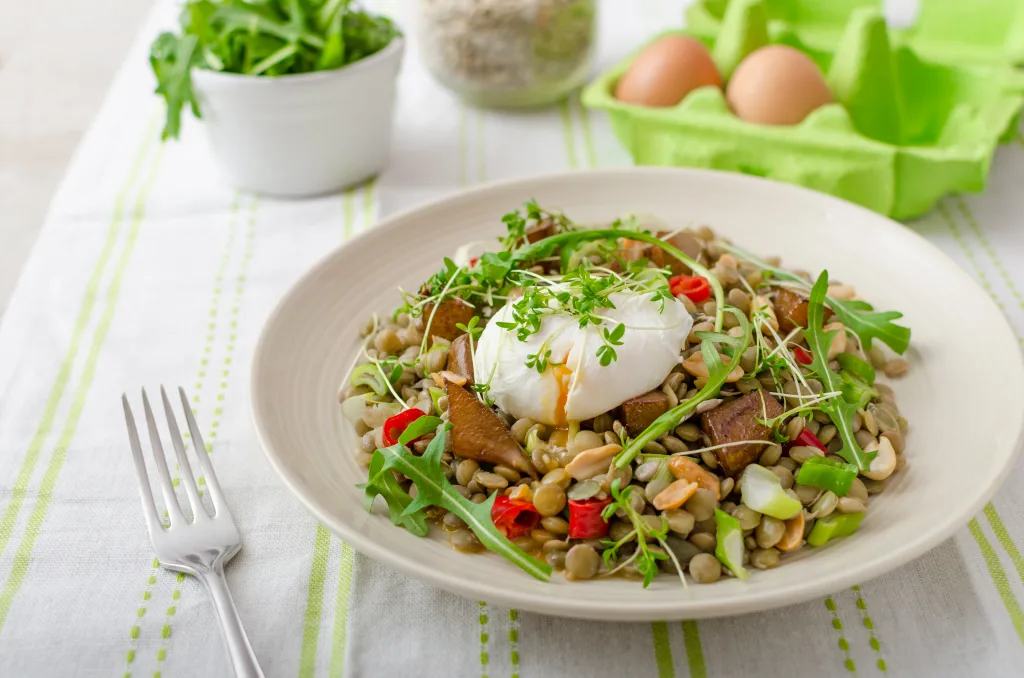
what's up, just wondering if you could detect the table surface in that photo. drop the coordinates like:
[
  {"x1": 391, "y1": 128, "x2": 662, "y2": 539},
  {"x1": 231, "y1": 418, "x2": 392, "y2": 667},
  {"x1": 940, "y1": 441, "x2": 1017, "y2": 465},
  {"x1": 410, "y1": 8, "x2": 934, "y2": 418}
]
[
  {"x1": 0, "y1": 0, "x2": 154, "y2": 321},
  {"x1": 3, "y1": 1, "x2": 1024, "y2": 677}
]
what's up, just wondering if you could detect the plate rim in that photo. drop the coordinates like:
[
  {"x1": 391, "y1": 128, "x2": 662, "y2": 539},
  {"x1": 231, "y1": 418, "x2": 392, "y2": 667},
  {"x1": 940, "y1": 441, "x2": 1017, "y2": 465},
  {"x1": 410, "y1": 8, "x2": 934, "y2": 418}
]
[{"x1": 251, "y1": 166, "x2": 1024, "y2": 620}]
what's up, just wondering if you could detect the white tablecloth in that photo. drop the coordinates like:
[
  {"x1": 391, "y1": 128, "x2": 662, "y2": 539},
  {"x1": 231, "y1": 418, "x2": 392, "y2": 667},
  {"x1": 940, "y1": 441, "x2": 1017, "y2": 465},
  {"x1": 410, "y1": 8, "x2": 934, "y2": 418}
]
[{"x1": 2, "y1": 1, "x2": 1024, "y2": 676}]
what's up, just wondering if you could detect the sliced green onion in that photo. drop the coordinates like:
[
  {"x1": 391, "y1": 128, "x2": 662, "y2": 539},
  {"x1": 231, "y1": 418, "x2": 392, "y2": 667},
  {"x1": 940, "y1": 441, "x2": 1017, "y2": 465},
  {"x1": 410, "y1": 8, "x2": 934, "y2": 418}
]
[
  {"x1": 714, "y1": 509, "x2": 749, "y2": 580},
  {"x1": 794, "y1": 457, "x2": 857, "y2": 496},
  {"x1": 740, "y1": 464, "x2": 802, "y2": 520},
  {"x1": 807, "y1": 513, "x2": 865, "y2": 546},
  {"x1": 429, "y1": 387, "x2": 446, "y2": 416},
  {"x1": 351, "y1": 364, "x2": 388, "y2": 396}
]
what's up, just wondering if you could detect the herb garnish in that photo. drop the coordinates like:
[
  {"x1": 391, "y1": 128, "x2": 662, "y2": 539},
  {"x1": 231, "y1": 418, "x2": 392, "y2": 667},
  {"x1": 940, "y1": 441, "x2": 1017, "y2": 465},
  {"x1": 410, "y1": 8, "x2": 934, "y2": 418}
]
[
  {"x1": 720, "y1": 243, "x2": 911, "y2": 354},
  {"x1": 361, "y1": 423, "x2": 552, "y2": 581},
  {"x1": 600, "y1": 479, "x2": 686, "y2": 589},
  {"x1": 803, "y1": 272, "x2": 877, "y2": 471}
]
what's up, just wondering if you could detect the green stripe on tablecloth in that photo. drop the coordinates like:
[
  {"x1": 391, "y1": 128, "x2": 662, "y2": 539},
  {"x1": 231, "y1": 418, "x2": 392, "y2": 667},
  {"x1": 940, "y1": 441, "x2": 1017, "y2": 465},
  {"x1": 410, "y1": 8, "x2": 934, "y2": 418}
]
[
  {"x1": 0, "y1": 111, "x2": 159, "y2": 562},
  {"x1": 576, "y1": 94, "x2": 598, "y2": 169},
  {"x1": 650, "y1": 621, "x2": 674, "y2": 678},
  {"x1": 363, "y1": 179, "x2": 377, "y2": 232},
  {"x1": 560, "y1": 99, "x2": 578, "y2": 170},
  {"x1": 151, "y1": 195, "x2": 259, "y2": 677},
  {"x1": 984, "y1": 505, "x2": 1024, "y2": 588},
  {"x1": 329, "y1": 542, "x2": 356, "y2": 678},
  {"x1": 0, "y1": 141, "x2": 167, "y2": 634},
  {"x1": 937, "y1": 201, "x2": 1021, "y2": 345},
  {"x1": 681, "y1": 621, "x2": 707, "y2": 678},
  {"x1": 852, "y1": 586, "x2": 887, "y2": 671},
  {"x1": 299, "y1": 525, "x2": 333, "y2": 678},
  {"x1": 824, "y1": 597, "x2": 856, "y2": 672},
  {"x1": 968, "y1": 519, "x2": 1024, "y2": 644},
  {"x1": 952, "y1": 195, "x2": 1024, "y2": 311}
]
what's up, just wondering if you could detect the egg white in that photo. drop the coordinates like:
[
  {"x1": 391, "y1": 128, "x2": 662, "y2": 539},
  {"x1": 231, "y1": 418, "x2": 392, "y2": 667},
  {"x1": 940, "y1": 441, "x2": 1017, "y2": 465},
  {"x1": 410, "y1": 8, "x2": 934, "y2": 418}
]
[{"x1": 474, "y1": 291, "x2": 693, "y2": 426}]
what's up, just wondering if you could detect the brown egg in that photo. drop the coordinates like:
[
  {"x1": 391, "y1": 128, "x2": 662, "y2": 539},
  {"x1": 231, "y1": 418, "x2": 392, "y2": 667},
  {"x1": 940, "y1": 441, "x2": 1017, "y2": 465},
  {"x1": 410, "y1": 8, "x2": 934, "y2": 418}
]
[
  {"x1": 725, "y1": 45, "x2": 833, "y2": 125},
  {"x1": 615, "y1": 35, "x2": 722, "y2": 107}
]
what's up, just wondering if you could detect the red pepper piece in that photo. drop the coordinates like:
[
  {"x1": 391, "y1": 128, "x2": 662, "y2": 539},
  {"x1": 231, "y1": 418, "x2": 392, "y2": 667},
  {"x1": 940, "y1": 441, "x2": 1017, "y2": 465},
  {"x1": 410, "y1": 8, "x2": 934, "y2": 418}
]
[
  {"x1": 491, "y1": 495, "x2": 541, "y2": 539},
  {"x1": 668, "y1": 275, "x2": 711, "y2": 303},
  {"x1": 568, "y1": 497, "x2": 613, "y2": 539},
  {"x1": 791, "y1": 427, "x2": 827, "y2": 453},
  {"x1": 793, "y1": 346, "x2": 813, "y2": 365},
  {"x1": 468, "y1": 257, "x2": 479, "y2": 267},
  {"x1": 382, "y1": 409, "x2": 427, "y2": 447}
]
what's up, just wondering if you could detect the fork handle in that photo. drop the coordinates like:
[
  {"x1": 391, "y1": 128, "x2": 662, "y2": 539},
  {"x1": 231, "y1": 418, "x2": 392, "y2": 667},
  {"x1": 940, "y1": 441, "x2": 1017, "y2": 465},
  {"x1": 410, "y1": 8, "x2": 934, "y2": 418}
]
[{"x1": 196, "y1": 562, "x2": 266, "y2": 678}]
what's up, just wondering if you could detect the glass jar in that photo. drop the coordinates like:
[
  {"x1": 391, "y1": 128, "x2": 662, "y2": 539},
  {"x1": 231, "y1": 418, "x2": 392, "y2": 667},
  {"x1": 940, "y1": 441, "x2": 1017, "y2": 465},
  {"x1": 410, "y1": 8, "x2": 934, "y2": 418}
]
[{"x1": 415, "y1": 0, "x2": 597, "y2": 108}]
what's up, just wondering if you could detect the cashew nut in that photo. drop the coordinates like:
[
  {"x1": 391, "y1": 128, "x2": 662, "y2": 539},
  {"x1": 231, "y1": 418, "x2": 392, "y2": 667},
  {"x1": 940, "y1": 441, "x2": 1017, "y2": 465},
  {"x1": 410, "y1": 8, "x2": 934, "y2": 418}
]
[
  {"x1": 653, "y1": 480, "x2": 699, "y2": 511},
  {"x1": 776, "y1": 512, "x2": 805, "y2": 552},
  {"x1": 668, "y1": 456, "x2": 721, "y2": 500},
  {"x1": 862, "y1": 437, "x2": 896, "y2": 481},
  {"x1": 681, "y1": 351, "x2": 744, "y2": 383}
]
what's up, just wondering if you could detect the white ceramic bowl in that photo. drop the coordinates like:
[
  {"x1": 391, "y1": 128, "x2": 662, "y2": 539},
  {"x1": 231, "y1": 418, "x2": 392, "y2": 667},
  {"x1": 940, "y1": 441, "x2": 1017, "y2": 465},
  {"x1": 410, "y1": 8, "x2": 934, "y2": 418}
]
[
  {"x1": 192, "y1": 39, "x2": 404, "y2": 197},
  {"x1": 251, "y1": 168, "x2": 1024, "y2": 620}
]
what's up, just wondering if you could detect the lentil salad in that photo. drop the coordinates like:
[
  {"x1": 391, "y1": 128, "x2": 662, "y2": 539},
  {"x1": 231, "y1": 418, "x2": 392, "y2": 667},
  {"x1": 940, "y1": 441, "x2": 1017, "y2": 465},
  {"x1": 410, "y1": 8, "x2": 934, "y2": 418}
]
[{"x1": 341, "y1": 203, "x2": 911, "y2": 586}]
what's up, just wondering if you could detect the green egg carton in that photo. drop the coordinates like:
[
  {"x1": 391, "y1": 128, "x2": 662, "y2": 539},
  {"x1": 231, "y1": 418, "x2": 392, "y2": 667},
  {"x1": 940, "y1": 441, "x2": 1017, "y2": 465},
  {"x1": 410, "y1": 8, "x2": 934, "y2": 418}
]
[
  {"x1": 687, "y1": 0, "x2": 1024, "y2": 67},
  {"x1": 581, "y1": 0, "x2": 1024, "y2": 219}
]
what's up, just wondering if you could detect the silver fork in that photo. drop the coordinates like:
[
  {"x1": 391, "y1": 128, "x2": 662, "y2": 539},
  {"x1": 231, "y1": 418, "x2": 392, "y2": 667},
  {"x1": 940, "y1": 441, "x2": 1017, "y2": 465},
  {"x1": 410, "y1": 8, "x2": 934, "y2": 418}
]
[{"x1": 123, "y1": 386, "x2": 264, "y2": 678}]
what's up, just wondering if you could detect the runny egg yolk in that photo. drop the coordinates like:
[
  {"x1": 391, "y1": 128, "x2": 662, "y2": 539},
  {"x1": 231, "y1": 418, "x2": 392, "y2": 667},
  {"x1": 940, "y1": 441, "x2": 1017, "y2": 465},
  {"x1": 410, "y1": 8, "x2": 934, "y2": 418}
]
[{"x1": 552, "y1": 363, "x2": 573, "y2": 427}]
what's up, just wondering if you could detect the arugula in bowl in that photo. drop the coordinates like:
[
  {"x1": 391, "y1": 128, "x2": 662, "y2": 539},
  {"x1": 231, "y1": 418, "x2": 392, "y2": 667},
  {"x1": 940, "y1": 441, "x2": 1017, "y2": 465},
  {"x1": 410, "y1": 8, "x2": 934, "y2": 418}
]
[{"x1": 150, "y1": 0, "x2": 401, "y2": 139}]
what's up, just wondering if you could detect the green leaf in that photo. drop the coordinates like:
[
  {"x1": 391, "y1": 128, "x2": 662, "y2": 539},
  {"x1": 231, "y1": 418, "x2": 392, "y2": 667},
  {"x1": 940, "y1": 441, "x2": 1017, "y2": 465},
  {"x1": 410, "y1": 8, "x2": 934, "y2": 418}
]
[
  {"x1": 806, "y1": 272, "x2": 877, "y2": 472},
  {"x1": 149, "y1": 32, "x2": 201, "y2": 139},
  {"x1": 397, "y1": 415, "x2": 443, "y2": 446},
  {"x1": 836, "y1": 353, "x2": 876, "y2": 386},
  {"x1": 479, "y1": 251, "x2": 515, "y2": 284},
  {"x1": 719, "y1": 243, "x2": 911, "y2": 354},
  {"x1": 828, "y1": 298, "x2": 911, "y2": 355},
  {"x1": 838, "y1": 371, "x2": 877, "y2": 409},
  {"x1": 360, "y1": 447, "x2": 428, "y2": 537},
  {"x1": 373, "y1": 426, "x2": 552, "y2": 581}
]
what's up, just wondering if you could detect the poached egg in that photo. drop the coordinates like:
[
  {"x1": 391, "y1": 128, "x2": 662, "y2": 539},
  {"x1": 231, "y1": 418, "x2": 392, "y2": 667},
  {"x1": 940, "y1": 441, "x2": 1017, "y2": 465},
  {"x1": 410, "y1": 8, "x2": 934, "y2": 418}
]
[{"x1": 474, "y1": 291, "x2": 693, "y2": 426}]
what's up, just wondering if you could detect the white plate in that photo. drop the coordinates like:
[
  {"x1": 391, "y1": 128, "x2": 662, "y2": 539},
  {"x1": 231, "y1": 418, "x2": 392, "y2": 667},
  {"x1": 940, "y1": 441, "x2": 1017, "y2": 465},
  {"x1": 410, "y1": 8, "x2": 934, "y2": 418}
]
[{"x1": 251, "y1": 168, "x2": 1024, "y2": 620}]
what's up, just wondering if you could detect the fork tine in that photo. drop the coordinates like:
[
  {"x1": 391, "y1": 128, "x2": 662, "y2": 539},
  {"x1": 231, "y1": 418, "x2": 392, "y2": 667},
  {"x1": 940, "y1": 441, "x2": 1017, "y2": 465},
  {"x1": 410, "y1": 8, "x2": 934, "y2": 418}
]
[
  {"x1": 160, "y1": 385, "x2": 208, "y2": 521},
  {"x1": 123, "y1": 395, "x2": 163, "y2": 537},
  {"x1": 178, "y1": 386, "x2": 228, "y2": 515},
  {"x1": 138, "y1": 390, "x2": 186, "y2": 527}
]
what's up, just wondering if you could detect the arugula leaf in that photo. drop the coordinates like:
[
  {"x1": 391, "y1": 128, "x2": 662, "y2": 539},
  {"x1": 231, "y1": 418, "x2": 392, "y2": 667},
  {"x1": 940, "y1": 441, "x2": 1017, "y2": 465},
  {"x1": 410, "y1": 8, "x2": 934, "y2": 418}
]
[
  {"x1": 150, "y1": 32, "x2": 201, "y2": 140},
  {"x1": 150, "y1": 0, "x2": 400, "y2": 139},
  {"x1": 719, "y1": 243, "x2": 911, "y2": 354},
  {"x1": 398, "y1": 415, "x2": 443, "y2": 446},
  {"x1": 370, "y1": 425, "x2": 552, "y2": 581},
  {"x1": 827, "y1": 298, "x2": 911, "y2": 355},
  {"x1": 359, "y1": 446, "x2": 428, "y2": 537},
  {"x1": 805, "y1": 272, "x2": 877, "y2": 471}
]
